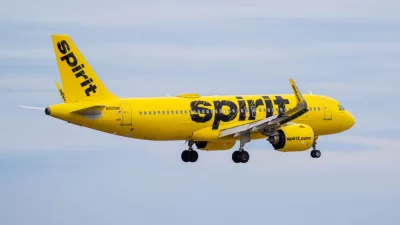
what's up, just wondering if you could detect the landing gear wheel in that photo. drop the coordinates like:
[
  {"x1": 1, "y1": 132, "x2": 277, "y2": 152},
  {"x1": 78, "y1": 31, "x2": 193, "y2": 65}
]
[
  {"x1": 310, "y1": 139, "x2": 321, "y2": 159},
  {"x1": 232, "y1": 151, "x2": 241, "y2": 163},
  {"x1": 189, "y1": 150, "x2": 198, "y2": 162},
  {"x1": 240, "y1": 151, "x2": 250, "y2": 163},
  {"x1": 232, "y1": 150, "x2": 250, "y2": 163},
  {"x1": 314, "y1": 150, "x2": 321, "y2": 158},
  {"x1": 181, "y1": 150, "x2": 190, "y2": 162},
  {"x1": 311, "y1": 150, "x2": 321, "y2": 158}
]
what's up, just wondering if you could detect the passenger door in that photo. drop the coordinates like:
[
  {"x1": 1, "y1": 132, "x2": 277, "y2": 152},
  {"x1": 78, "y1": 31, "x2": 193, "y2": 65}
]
[
  {"x1": 323, "y1": 103, "x2": 332, "y2": 120},
  {"x1": 120, "y1": 103, "x2": 132, "y2": 126}
]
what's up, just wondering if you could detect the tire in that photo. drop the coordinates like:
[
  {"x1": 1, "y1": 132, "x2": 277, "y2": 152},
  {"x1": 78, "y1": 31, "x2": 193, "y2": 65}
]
[
  {"x1": 241, "y1": 151, "x2": 250, "y2": 163},
  {"x1": 189, "y1": 151, "x2": 199, "y2": 162},
  {"x1": 310, "y1": 150, "x2": 315, "y2": 158},
  {"x1": 314, "y1": 150, "x2": 321, "y2": 158},
  {"x1": 181, "y1": 150, "x2": 190, "y2": 162},
  {"x1": 232, "y1": 151, "x2": 241, "y2": 163}
]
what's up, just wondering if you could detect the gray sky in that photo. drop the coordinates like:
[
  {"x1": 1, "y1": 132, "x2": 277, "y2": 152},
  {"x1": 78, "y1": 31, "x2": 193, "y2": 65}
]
[{"x1": 1, "y1": 0, "x2": 400, "y2": 224}]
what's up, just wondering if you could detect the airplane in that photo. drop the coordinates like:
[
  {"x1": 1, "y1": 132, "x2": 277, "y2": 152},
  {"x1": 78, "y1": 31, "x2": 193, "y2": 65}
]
[{"x1": 22, "y1": 35, "x2": 355, "y2": 163}]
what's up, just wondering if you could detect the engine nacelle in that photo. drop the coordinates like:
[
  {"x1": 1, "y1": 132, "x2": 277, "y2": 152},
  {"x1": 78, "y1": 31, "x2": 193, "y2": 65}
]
[
  {"x1": 268, "y1": 124, "x2": 314, "y2": 152},
  {"x1": 195, "y1": 140, "x2": 236, "y2": 151}
]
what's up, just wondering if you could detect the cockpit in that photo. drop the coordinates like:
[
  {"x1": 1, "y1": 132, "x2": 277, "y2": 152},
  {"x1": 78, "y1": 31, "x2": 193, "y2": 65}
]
[{"x1": 338, "y1": 105, "x2": 346, "y2": 111}]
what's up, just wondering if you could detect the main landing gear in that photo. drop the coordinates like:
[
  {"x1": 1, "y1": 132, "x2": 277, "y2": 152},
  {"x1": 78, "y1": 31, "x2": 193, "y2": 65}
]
[
  {"x1": 232, "y1": 133, "x2": 251, "y2": 163},
  {"x1": 181, "y1": 141, "x2": 198, "y2": 163},
  {"x1": 310, "y1": 140, "x2": 321, "y2": 158}
]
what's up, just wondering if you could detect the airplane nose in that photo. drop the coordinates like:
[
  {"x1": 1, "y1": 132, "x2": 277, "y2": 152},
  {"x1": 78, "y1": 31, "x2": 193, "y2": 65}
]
[{"x1": 346, "y1": 111, "x2": 355, "y2": 129}]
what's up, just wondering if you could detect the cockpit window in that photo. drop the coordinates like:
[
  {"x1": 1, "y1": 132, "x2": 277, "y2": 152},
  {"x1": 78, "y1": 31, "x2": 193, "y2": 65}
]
[{"x1": 338, "y1": 105, "x2": 345, "y2": 111}]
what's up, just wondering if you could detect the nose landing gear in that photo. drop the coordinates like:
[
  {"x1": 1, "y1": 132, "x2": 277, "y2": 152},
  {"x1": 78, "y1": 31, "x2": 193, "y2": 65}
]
[{"x1": 310, "y1": 140, "x2": 321, "y2": 158}]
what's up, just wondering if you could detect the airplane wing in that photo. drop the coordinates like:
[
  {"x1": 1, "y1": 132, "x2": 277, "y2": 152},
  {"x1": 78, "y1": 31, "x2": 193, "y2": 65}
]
[{"x1": 219, "y1": 79, "x2": 308, "y2": 138}]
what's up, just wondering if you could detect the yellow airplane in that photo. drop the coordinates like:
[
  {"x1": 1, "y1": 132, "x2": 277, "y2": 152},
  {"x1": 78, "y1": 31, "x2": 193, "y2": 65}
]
[{"x1": 26, "y1": 35, "x2": 356, "y2": 163}]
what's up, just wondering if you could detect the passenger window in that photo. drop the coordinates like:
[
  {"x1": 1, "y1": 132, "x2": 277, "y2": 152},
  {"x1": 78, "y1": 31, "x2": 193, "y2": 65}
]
[
  {"x1": 180, "y1": 110, "x2": 183, "y2": 114},
  {"x1": 318, "y1": 107, "x2": 320, "y2": 111},
  {"x1": 139, "y1": 112, "x2": 142, "y2": 115},
  {"x1": 309, "y1": 108, "x2": 312, "y2": 111},
  {"x1": 162, "y1": 111, "x2": 165, "y2": 115},
  {"x1": 144, "y1": 111, "x2": 147, "y2": 115},
  {"x1": 184, "y1": 110, "x2": 187, "y2": 114},
  {"x1": 166, "y1": 111, "x2": 169, "y2": 115},
  {"x1": 149, "y1": 111, "x2": 152, "y2": 115},
  {"x1": 171, "y1": 111, "x2": 174, "y2": 115},
  {"x1": 314, "y1": 107, "x2": 316, "y2": 111},
  {"x1": 154, "y1": 111, "x2": 156, "y2": 115}
]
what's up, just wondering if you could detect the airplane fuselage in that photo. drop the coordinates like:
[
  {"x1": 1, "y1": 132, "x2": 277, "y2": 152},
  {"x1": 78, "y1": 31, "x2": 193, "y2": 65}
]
[{"x1": 47, "y1": 94, "x2": 354, "y2": 143}]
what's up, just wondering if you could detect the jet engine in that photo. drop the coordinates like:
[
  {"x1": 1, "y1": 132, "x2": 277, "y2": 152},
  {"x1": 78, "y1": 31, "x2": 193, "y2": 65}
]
[{"x1": 267, "y1": 124, "x2": 314, "y2": 152}]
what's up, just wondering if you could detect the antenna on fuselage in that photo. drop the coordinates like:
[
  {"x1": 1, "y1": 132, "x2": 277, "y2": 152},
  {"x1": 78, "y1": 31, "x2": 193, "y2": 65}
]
[{"x1": 309, "y1": 90, "x2": 313, "y2": 95}]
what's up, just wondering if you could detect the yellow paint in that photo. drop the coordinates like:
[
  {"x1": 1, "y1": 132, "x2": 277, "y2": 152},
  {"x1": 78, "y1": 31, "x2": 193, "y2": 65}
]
[{"x1": 46, "y1": 35, "x2": 355, "y2": 150}]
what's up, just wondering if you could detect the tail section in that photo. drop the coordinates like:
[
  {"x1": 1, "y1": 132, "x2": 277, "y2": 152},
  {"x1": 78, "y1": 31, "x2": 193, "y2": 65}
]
[
  {"x1": 55, "y1": 81, "x2": 67, "y2": 103},
  {"x1": 51, "y1": 35, "x2": 116, "y2": 102}
]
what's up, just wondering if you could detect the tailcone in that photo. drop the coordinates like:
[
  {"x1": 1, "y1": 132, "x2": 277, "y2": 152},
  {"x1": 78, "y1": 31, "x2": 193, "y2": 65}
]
[{"x1": 45, "y1": 107, "x2": 51, "y2": 115}]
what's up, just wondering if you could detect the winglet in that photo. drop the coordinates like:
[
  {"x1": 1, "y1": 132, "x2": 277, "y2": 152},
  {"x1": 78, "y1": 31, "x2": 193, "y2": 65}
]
[
  {"x1": 289, "y1": 79, "x2": 305, "y2": 104},
  {"x1": 55, "y1": 81, "x2": 67, "y2": 103}
]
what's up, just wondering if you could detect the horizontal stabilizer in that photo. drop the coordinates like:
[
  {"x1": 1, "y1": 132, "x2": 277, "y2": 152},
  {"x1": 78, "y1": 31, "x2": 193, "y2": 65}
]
[{"x1": 71, "y1": 105, "x2": 106, "y2": 113}]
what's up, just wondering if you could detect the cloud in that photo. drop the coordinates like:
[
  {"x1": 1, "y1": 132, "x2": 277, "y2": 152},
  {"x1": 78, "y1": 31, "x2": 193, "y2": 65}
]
[{"x1": 1, "y1": 0, "x2": 400, "y2": 26}]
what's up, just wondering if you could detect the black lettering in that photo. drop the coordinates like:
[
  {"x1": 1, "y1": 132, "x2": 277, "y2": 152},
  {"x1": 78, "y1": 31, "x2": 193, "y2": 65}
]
[
  {"x1": 236, "y1": 96, "x2": 246, "y2": 121},
  {"x1": 212, "y1": 100, "x2": 238, "y2": 130},
  {"x1": 106, "y1": 106, "x2": 120, "y2": 110},
  {"x1": 72, "y1": 64, "x2": 85, "y2": 73},
  {"x1": 59, "y1": 89, "x2": 66, "y2": 102},
  {"x1": 81, "y1": 78, "x2": 93, "y2": 87},
  {"x1": 75, "y1": 70, "x2": 89, "y2": 80},
  {"x1": 273, "y1": 96, "x2": 290, "y2": 113},
  {"x1": 262, "y1": 96, "x2": 273, "y2": 117},
  {"x1": 292, "y1": 85, "x2": 301, "y2": 102},
  {"x1": 57, "y1": 40, "x2": 70, "y2": 54},
  {"x1": 85, "y1": 84, "x2": 97, "y2": 96},
  {"x1": 247, "y1": 98, "x2": 264, "y2": 120},
  {"x1": 60, "y1": 52, "x2": 78, "y2": 67},
  {"x1": 190, "y1": 101, "x2": 212, "y2": 123}
]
